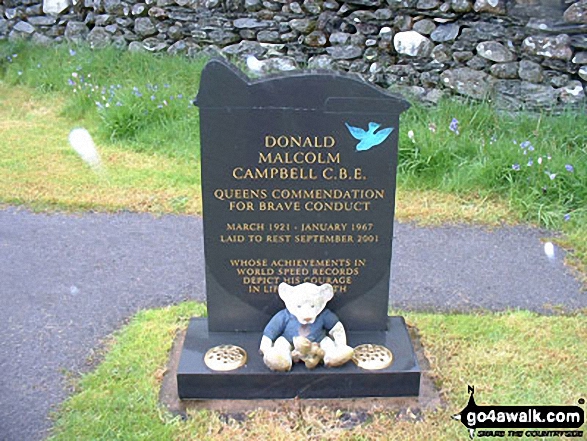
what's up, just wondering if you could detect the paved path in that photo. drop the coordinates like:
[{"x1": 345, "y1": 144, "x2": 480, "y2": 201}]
[{"x1": 0, "y1": 207, "x2": 584, "y2": 441}]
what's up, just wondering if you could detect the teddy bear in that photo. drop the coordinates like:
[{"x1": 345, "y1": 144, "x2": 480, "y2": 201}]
[{"x1": 259, "y1": 282, "x2": 355, "y2": 372}]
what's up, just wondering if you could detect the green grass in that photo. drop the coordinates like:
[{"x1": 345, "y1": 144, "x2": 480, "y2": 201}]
[
  {"x1": 0, "y1": 40, "x2": 586, "y2": 277},
  {"x1": 48, "y1": 302, "x2": 587, "y2": 440},
  {"x1": 0, "y1": 41, "x2": 206, "y2": 159}
]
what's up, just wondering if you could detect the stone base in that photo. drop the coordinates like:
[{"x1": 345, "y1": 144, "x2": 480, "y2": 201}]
[{"x1": 177, "y1": 317, "x2": 421, "y2": 400}]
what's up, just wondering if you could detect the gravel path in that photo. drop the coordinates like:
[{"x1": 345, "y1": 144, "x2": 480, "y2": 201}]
[{"x1": 0, "y1": 207, "x2": 584, "y2": 441}]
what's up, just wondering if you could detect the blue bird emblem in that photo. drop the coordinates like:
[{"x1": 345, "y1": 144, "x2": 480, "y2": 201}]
[{"x1": 345, "y1": 122, "x2": 394, "y2": 151}]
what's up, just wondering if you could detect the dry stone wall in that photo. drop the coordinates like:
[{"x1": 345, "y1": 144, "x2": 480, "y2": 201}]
[{"x1": 2, "y1": 0, "x2": 587, "y2": 109}]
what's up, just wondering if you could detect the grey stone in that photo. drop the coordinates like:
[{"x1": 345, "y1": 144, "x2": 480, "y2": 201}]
[
  {"x1": 324, "y1": 0, "x2": 339, "y2": 9},
  {"x1": 374, "y1": 8, "x2": 392, "y2": 20},
  {"x1": 417, "y1": 0, "x2": 440, "y2": 9},
  {"x1": 5, "y1": 9, "x2": 21, "y2": 21},
  {"x1": 105, "y1": 24, "x2": 119, "y2": 34},
  {"x1": 350, "y1": 32, "x2": 367, "y2": 46},
  {"x1": 13, "y1": 21, "x2": 36, "y2": 34},
  {"x1": 579, "y1": 66, "x2": 587, "y2": 81},
  {"x1": 571, "y1": 35, "x2": 587, "y2": 50},
  {"x1": 489, "y1": 62, "x2": 519, "y2": 79},
  {"x1": 128, "y1": 40, "x2": 147, "y2": 52},
  {"x1": 329, "y1": 31, "x2": 350, "y2": 45},
  {"x1": 87, "y1": 26, "x2": 112, "y2": 48},
  {"x1": 451, "y1": 0, "x2": 471, "y2": 12},
  {"x1": 440, "y1": 67, "x2": 495, "y2": 99},
  {"x1": 430, "y1": 22, "x2": 459, "y2": 43},
  {"x1": 453, "y1": 50, "x2": 474, "y2": 63},
  {"x1": 134, "y1": 17, "x2": 157, "y2": 37},
  {"x1": 413, "y1": 19, "x2": 436, "y2": 36},
  {"x1": 148, "y1": 7, "x2": 167, "y2": 19},
  {"x1": 394, "y1": 31, "x2": 434, "y2": 57},
  {"x1": 289, "y1": 2, "x2": 303, "y2": 13},
  {"x1": 345, "y1": 0, "x2": 381, "y2": 6},
  {"x1": 473, "y1": 0, "x2": 505, "y2": 14},
  {"x1": 466, "y1": 55, "x2": 488, "y2": 70},
  {"x1": 239, "y1": 29, "x2": 256, "y2": 40},
  {"x1": 304, "y1": 30, "x2": 327, "y2": 47},
  {"x1": 257, "y1": 30, "x2": 281, "y2": 43},
  {"x1": 234, "y1": 18, "x2": 271, "y2": 29},
  {"x1": 206, "y1": 0, "x2": 221, "y2": 7},
  {"x1": 64, "y1": 21, "x2": 88, "y2": 41},
  {"x1": 493, "y1": 80, "x2": 558, "y2": 110},
  {"x1": 222, "y1": 40, "x2": 266, "y2": 57},
  {"x1": 564, "y1": 0, "x2": 587, "y2": 24},
  {"x1": 168, "y1": 25, "x2": 183, "y2": 40},
  {"x1": 27, "y1": 16, "x2": 57, "y2": 26},
  {"x1": 289, "y1": 18, "x2": 315, "y2": 34},
  {"x1": 476, "y1": 41, "x2": 516, "y2": 63},
  {"x1": 262, "y1": 0, "x2": 281, "y2": 11},
  {"x1": 559, "y1": 80, "x2": 586, "y2": 104},
  {"x1": 115, "y1": 17, "x2": 134, "y2": 28},
  {"x1": 572, "y1": 52, "x2": 587, "y2": 64},
  {"x1": 420, "y1": 88, "x2": 443, "y2": 104},
  {"x1": 365, "y1": 38, "x2": 377, "y2": 47},
  {"x1": 209, "y1": 30, "x2": 240, "y2": 45},
  {"x1": 141, "y1": 37, "x2": 169, "y2": 52},
  {"x1": 522, "y1": 35, "x2": 573, "y2": 61},
  {"x1": 394, "y1": 15, "x2": 413, "y2": 32},
  {"x1": 245, "y1": 0, "x2": 262, "y2": 11},
  {"x1": 262, "y1": 56, "x2": 298, "y2": 72},
  {"x1": 103, "y1": 0, "x2": 123, "y2": 14},
  {"x1": 0, "y1": 19, "x2": 8, "y2": 36},
  {"x1": 350, "y1": 10, "x2": 377, "y2": 22},
  {"x1": 432, "y1": 43, "x2": 451, "y2": 62},
  {"x1": 308, "y1": 54, "x2": 334, "y2": 69},
  {"x1": 280, "y1": 31, "x2": 298, "y2": 42},
  {"x1": 42, "y1": 0, "x2": 70, "y2": 15},
  {"x1": 31, "y1": 33, "x2": 53, "y2": 45},
  {"x1": 544, "y1": 71, "x2": 569, "y2": 88},
  {"x1": 131, "y1": 3, "x2": 147, "y2": 16},
  {"x1": 326, "y1": 45, "x2": 363, "y2": 59},
  {"x1": 518, "y1": 59, "x2": 543, "y2": 83},
  {"x1": 420, "y1": 71, "x2": 440, "y2": 88},
  {"x1": 167, "y1": 40, "x2": 187, "y2": 55},
  {"x1": 26, "y1": 5, "x2": 44, "y2": 16},
  {"x1": 349, "y1": 59, "x2": 369, "y2": 73},
  {"x1": 303, "y1": 0, "x2": 322, "y2": 14},
  {"x1": 95, "y1": 14, "x2": 114, "y2": 27},
  {"x1": 361, "y1": 46, "x2": 376, "y2": 60}
]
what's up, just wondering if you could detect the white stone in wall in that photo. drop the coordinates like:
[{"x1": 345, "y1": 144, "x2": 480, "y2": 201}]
[
  {"x1": 393, "y1": 31, "x2": 433, "y2": 57},
  {"x1": 43, "y1": 0, "x2": 70, "y2": 14}
]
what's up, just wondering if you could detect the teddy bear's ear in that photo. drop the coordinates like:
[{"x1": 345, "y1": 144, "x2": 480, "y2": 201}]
[
  {"x1": 319, "y1": 284, "x2": 334, "y2": 302},
  {"x1": 278, "y1": 282, "x2": 293, "y2": 302}
]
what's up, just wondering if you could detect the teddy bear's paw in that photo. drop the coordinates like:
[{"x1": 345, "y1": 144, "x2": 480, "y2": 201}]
[
  {"x1": 263, "y1": 348, "x2": 292, "y2": 372},
  {"x1": 292, "y1": 336, "x2": 312, "y2": 354},
  {"x1": 323, "y1": 345, "x2": 354, "y2": 368}
]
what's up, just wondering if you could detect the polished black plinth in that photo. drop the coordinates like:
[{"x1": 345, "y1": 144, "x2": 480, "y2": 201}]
[{"x1": 177, "y1": 317, "x2": 420, "y2": 400}]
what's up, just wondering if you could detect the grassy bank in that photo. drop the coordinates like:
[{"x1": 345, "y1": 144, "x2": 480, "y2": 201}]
[
  {"x1": 1, "y1": 41, "x2": 586, "y2": 275},
  {"x1": 48, "y1": 302, "x2": 587, "y2": 440}
]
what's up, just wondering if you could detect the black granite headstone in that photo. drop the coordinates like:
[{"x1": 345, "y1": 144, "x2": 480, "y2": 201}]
[
  {"x1": 197, "y1": 59, "x2": 409, "y2": 333},
  {"x1": 177, "y1": 59, "x2": 420, "y2": 399}
]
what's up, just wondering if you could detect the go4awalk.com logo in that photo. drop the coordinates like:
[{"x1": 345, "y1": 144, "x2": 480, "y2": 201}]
[{"x1": 452, "y1": 386, "x2": 585, "y2": 438}]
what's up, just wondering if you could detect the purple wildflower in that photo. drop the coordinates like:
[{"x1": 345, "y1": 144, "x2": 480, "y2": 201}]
[
  {"x1": 564, "y1": 214, "x2": 571, "y2": 222},
  {"x1": 69, "y1": 48, "x2": 76, "y2": 56},
  {"x1": 449, "y1": 118, "x2": 459, "y2": 135},
  {"x1": 565, "y1": 164, "x2": 574, "y2": 173},
  {"x1": 527, "y1": 159, "x2": 533, "y2": 167},
  {"x1": 512, "y1": 164, "x2": 520, "y2": 171},
  {"x1": 68, "y1": 79, "x2": 75, "y2": 86},
  {"x1": 520, "y1": 141, "x2": 532, "y2": 149}
]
